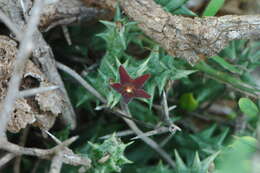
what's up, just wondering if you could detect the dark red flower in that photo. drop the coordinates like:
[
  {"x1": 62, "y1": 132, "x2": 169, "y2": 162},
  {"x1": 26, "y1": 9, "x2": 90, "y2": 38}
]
[{"x1": 110, "y1": 65, "x2": 151, "y2": 103}]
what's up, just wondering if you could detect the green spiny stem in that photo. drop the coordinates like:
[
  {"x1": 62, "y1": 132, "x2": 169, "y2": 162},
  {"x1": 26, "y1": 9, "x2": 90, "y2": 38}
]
[{"x1": 195, "y1": 61, "x2": 260, "y2": 97}]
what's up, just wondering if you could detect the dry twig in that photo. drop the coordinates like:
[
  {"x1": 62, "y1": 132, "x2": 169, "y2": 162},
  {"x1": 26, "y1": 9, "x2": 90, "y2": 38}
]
[
  {"x1": 50, "y1": 152, "x2": 63, "y2": 173},
  {"x1": 43, "y1": 130, "x2": 91, "y2": 169},
  {"x1": 161, "y1": 90, "x2": 181, "y2": 132},
  {"x1": 0, "y1": 135, "x2": 91, "y2": 169},
  {"x1": 99, "y1": 130, "x2": 135, "y2": 139},
  {"x1": 40, "y1": 0, "x2": 108, "y2": 32},
  {"x1": 0, "y1": 153, "x2": 16, "y2": 169},
  {"x1": 18, "y1": 85, "x2": 59, "y2": 98},
  {"x1": 0, "y1": 10, "x2": 22, "y2": 40},
  {"x1": 62, "y1": 26, "x2": 72, "y2": 46},
  {"x1": 56, "y1": 62, "x2": 107, "y2": 103},
  {"x1": 0, "y1": 136, "x2": 77, "y2": 158}
]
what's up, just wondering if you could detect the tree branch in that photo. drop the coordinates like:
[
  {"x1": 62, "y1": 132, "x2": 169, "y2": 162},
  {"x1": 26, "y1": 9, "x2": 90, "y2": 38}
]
[
  {"x1": 0, "y1": 10, "x2": 22, "y2": 40},
  {"x1": 0, "y1": 136, "x2": 77, "y2": 158},
  {"x1": 0, "y1": 136, "x2": 91, "y2": 169},
  {"x1": 40, "y1": 0, "x2": 109, "y2": 32},
  {"x1": 49, "y1": 152, "x2": 63, "y2": 173},
  {"x1": 56, "y1": 62, "x2": 107, "y2": 103},
  {"x1": 18, "y1": 85, "x2": 59, "y2": 98},
  {"x1": 0, "y1": 135, "x2": 91, "y2": 168},
  {"x1": 0, "y1": 153, "x2": 16, "y2": 169},
  {"x1": 86, "y1": 0, "x2": 260, "y2": 64},
  {"x1": 121, "y1": 0, "x2": 260, "y2": 64}
]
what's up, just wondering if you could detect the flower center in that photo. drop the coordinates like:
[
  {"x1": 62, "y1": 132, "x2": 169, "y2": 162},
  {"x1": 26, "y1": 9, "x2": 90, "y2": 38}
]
[{"x1": 125, "y1": 86, "x2": 133, "y2": 93}]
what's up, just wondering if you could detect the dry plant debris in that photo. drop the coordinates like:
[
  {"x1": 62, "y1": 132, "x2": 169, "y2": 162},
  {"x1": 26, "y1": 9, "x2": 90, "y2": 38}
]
[{"x1": 0, "y1": 35, "x2": 62, "y2": 133}]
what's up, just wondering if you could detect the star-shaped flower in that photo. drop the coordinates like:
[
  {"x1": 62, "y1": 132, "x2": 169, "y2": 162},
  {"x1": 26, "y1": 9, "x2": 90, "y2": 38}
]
[{"x1": 110, "y1": 65, "x2": 151, "y2": 103}]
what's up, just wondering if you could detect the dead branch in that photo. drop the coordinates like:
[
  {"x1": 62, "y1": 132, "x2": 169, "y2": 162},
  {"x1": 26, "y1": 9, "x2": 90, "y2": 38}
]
[
  {"x1": 0, "y1": 10, "x2": 22, "y2": 40},
  {"x1": 43, "y1": 130, "x2": 91, "y2": 170},
  {"x1": 18, "y1": 85, "x2": 59, "y2": 98},
  {"x1": 40, "y1": 0, "x2": 109, "y2": 32},
  {"x1": 32, "y1": 31, "x2": 77, "y2": 129},
  {"x1": 0, "y1": 153, "x2": 16, "y2": 169},
  {"x1": 62, "y1": 26, "x2": 72, "y2": 45},
  {"x1": 56, "y1": 62, "x2": 107, "y2": 103},
  {"x1": 130, "y1": 126, "x2": 169, "y2": 140},
  {"x1": 49, "y1": 152, "x2": 63, "y2": 173},
  {"x1": 121, "y1": 0, "x2": 260, "y2": 64},
  {"x1": 0, "y1": 136, "x2": 91, "y2": 169},
  {"x1": 0, "y1": 136, "x2": 76, "y2": 158},
  {"x1": 161, "y1": 90, "x2": 181, "y2": 133},
  {"x1": 85, "y1": 0, "x2": 260, "y2": 64},
  {"x1": 99, "y1": 130, "x2": 135, "y2": 139}
]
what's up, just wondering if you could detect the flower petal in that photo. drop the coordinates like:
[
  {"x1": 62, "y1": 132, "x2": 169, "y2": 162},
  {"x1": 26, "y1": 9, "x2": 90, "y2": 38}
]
[
  {"x1": 132, "y1": 74, "x2": 150, "y2": 88},
  {"x1": 119, "y1": 65, "x2": 132, "y2": 84},
  {"x1": 134, "y1": 89, "x2": 151, "y2": 98},
  {"x1": 110, "y1": 83, "x2": 123, "y2": 93}
]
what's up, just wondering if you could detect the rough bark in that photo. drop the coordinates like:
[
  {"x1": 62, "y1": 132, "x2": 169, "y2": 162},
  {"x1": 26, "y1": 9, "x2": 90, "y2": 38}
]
[
  {"x1": 85, "y1": 0, "x2": 260, "y2": 64},
  {"x1": 39, "y1": 0, "x2": 109, "y2": 31}
]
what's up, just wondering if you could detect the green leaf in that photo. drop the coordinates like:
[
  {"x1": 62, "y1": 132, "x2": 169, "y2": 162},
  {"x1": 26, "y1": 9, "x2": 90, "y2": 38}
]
[
  {"x1": 211, "y1": 56, "x2": 241, "y2": 74},
  {"x1": 128, "y1": 101, "x2": 158, "y2": 123},
  {"x1": 114, "y1": 4, "x2": 121, "y2": 21},
  {"x1": 189, "y1": 125, "x2": 229, "y2": 155},
  {"x1": 174, "y1": 149, "x2": 219, "y2": 173},
  {"x1": 164, "y1": 0, "x2": 187, "y2": 11},
  {"x1": 201, "y1": 151, "x2": 219, "y2": 171},
  {"x1": 191, "y1": 152, "x2": 201, "y2": 171},
  {"x1": 238, "y1": 98, "x2": 259, "y2": 120},
  {"x1": 171, "y1": 69, "x2": 197, "y2": 80},
  {"x1": 241, "y1": 71, "x2": 259, "y2": 87},
  {"x1": 174, "y1": 150, "x2": 187, "y2": 171},
  {"x1": 155, "y1": 70, "x2": 170, "y2": 94},
  {"x1": 136, "y1": 56, "x2": 151, "y2": 76},
  {"x1": 179, "y1": 93, "x2": 199, "y2": 111},
  {"x1": 137, "y1": 161, "x2": 173, "y2": 173},
  {"x1": 99, "y1": 20, "x2": 116, "y2": 29},
  {"x1": 173, "y1": 5, "x2": 198, "y2": 16},
  {"x1": 155, "y1": 0, "x2": 197, "y2": 16},
  {"x1": 196, "y1": 80, "x2": 225, "y2": 103},
  {"x1": 146, "y1": 82, "x2": 156, "y2": 109},
  {"x1": 202, "y1": 0, "x2": 225, "y2": 16},
  {"x1": 216, "y1": 136, "x2": 257, "y2": 173},
  {"x1": 195, "y1": 61, "x2": 260, "y2": 96}
]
